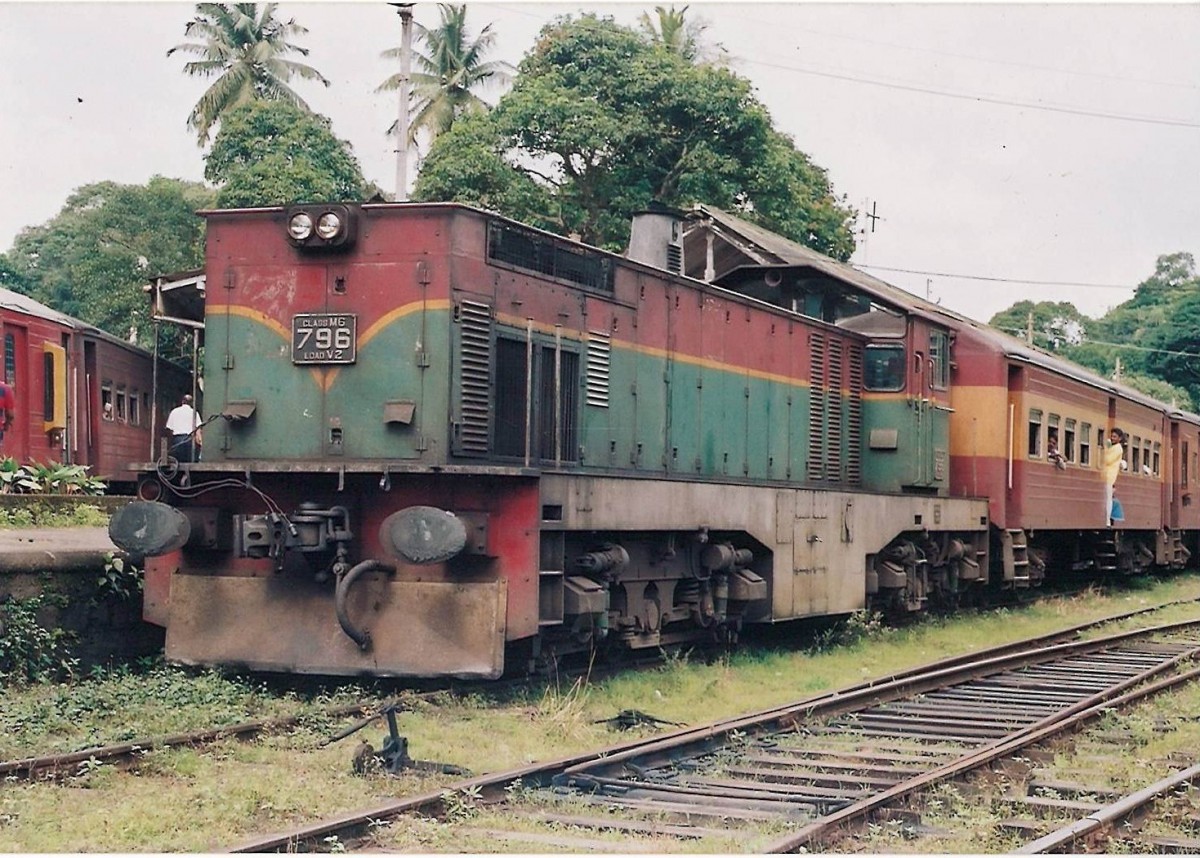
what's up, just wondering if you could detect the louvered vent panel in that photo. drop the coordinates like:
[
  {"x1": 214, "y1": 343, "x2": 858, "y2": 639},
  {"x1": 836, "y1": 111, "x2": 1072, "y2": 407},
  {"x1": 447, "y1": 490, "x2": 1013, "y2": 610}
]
[
  {"x1": 456, "y1": 300, "x2": 492, "y2": 454},
  {"x1": 826, "y1": 338, "x2": 844, "y2": 481},
  {"x1": 585, "y1": 332, "x2": 611, "y2": 407},
  {"x1": 666, "y1": 243, "x2": 682, "y2": 274},
  {"x1": 846, "y1": 343, "x2": 863, "y2": 485},
  {"x1": 807, "y1": 332, "x2": 826, "y2": 481}
]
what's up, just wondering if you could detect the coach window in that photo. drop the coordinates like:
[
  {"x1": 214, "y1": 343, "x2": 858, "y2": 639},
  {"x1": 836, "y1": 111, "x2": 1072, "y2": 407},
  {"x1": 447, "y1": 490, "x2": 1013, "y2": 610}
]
[
  {"x1": 101, "y1": 385, "x2": 114, "y2": 421},
  {"x1": 929, "y1": 330, "x2": 949, "y2": 390},
  {"x1": 129, "y1": 390, "x2": 140, "y2": 426},
  {"x1": 1153, "y1": 442, "x2": 1161, "y2": 476},
  {"x1": 1132, "y1": 436, "x2": 1143, "y2": 475},
  {"x1": 116, "y1": 388, "x2": 127, "y2": 423},
  {"x1": 1028, "y1": 409, "x2": 1043, "y2": 458},
  {"x1": 1080, "y1": 422, "x2": 1092, "y2": 466},
  {"x1": 1063, "y1": 419, "x2": 1077, "y2": 463},
  {"x1": 863, "y1": 344, "x2": 905, "y2": 391}
]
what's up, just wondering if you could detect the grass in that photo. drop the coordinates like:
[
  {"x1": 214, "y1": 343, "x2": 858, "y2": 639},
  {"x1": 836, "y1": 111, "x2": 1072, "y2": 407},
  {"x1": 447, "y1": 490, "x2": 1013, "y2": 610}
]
[
  {"x1": 2, "y1": 574, "x2": 1200, "y2": 850},
  {"x1": 0, "y1": 502, "x2": 109, "y2": 529}
]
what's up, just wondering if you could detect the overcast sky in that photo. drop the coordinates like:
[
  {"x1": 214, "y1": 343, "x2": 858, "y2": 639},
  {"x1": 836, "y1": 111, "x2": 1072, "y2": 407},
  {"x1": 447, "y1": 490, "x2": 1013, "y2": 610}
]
[{"x1": 2, "y1": 2, "x2": 1198, "y2": 327}]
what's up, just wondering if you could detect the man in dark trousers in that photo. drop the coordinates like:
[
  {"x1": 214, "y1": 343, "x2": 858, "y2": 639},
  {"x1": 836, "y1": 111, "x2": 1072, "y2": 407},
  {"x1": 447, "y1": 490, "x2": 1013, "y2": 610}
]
[{"x1": 165, "y1": 393, "x2": 201, "y2": 462}]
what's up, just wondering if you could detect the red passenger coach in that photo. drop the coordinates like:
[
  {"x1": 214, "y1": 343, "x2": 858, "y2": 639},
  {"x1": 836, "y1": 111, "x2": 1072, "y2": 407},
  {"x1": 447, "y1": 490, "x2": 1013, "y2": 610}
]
[
  {"x1": 949, "y1": 320, "x2": 1195, "y2": 577},
  {"x1": 0, "y1": 287, "x2": 188, "y2": 484}
]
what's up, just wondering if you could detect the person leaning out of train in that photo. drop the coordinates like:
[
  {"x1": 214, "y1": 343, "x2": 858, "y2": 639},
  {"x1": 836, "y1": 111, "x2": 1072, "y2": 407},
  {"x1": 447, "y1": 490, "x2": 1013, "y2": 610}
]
[
  {"x1": 166, "y1": 394, "x2": 202, "y2": 463},
  {"x1": 1102, "y1": 427, "x2": 1127, "y2": 526},
  {"x1": 1047, "y1": 429, "x2": 1066, "y2": 470},
  {"x1": 0, "y1": 380, "x2": 13, "y2": 449}
]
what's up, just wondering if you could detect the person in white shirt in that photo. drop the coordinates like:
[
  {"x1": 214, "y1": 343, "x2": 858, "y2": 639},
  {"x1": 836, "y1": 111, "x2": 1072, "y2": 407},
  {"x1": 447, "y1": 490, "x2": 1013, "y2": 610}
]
[{"x1": 165, "y1": 394, "x2": 202, "y2": 462}]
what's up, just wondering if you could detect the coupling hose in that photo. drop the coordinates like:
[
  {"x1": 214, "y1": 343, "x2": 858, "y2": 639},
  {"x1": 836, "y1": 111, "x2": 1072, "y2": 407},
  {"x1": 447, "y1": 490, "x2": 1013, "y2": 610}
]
[{"x1": 335, "y1": 560, "x2": 396, "y2": 652}]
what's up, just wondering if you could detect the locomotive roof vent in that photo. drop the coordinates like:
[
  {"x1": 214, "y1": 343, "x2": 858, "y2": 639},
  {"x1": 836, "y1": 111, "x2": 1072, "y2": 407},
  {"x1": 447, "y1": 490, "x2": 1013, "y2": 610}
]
[{"x1": 286, "y1": 204, "x2": 358, "y2": 251}]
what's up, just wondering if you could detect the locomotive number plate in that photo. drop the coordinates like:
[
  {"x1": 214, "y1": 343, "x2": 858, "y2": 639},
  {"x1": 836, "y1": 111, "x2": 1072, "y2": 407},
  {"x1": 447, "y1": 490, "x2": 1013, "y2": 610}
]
[{"x1": 291, "y1": 313, "x2": 357, "y2": 364}]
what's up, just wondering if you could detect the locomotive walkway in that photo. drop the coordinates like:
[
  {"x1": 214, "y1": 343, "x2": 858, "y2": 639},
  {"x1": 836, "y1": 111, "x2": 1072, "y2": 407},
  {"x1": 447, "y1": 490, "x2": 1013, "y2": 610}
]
[{"x1": 0, "y1": 526, "x2": 115, "y2": 571}]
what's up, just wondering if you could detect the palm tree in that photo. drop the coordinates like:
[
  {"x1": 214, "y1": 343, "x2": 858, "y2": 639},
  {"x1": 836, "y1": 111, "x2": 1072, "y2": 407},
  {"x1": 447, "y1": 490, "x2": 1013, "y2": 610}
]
[
  {"x1": 377, "y1": 4, "x2": 514, "y2": 150},
  {"x1": 168, "y1": 3, "x2": 330, "y2": 144},
  {"x1": 637, "y1": 5, "x2": 726, "y2": 65}
]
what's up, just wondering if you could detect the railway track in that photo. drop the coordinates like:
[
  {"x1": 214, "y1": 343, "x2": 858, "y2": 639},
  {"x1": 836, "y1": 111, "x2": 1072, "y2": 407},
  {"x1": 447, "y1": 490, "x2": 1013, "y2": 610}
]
[
  {"x1": 3, "y1": 595, "x2": 1187, "y2": 788},
  {"x1": 227, "y1": 616, "x2": 1200, "y2": 852}
]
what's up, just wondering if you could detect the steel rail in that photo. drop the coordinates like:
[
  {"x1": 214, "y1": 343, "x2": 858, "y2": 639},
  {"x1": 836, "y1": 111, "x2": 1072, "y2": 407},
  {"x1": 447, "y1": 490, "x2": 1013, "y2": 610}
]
[
  {"x1": 225, "y1": 617, "x2": 1200, "y2": 853},
  {"x1": 1013, "y1": 760, "x2": 1200, "y2": 854},
  {"x1": 763, "y1": 663, "x2": 1200, "y2": 852},
  {"x1": 9, "y1": 596, "x2": 1185, "y2": 788},
  {"x1": 0, "y1": 703, "x2": 372, "y2": 782}
]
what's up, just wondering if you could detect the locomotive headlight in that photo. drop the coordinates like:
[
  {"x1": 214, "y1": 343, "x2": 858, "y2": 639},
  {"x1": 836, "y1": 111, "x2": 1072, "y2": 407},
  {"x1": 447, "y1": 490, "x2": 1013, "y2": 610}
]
[
  {"x1": 288, "y1": 212, "x2": 314, "y2": 241},
  {"x1": 285, "y1": 204, "x2": 357, "y2": 251},
  {"x1": 316, "y1": 211, "x2": 343, "y2": 240}
]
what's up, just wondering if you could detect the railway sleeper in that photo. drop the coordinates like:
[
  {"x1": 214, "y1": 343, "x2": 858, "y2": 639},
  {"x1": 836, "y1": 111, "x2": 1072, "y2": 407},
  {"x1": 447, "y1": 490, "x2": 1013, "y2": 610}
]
[
  {"x1": 453, "y1": 826, "x2": 669, "y2": 853},
  {"x1": 709, "y1": 765, "x2": 900, "y2": 790},
  {"x1": 997, "y1": 794, "x2": 1106, "y2": 817},
  {"x1": 552, "y1": 790, "x2": 814, "y2": 823},
  {"x1": 530, "y1": 811, "x2": 716, "y2": 839},
  {"x1": 739, "y1": 752, "x2": 930, "y2": 778},
  {"x1": 1024, "y1": 777, "x2": 1126, "y2": 802}
]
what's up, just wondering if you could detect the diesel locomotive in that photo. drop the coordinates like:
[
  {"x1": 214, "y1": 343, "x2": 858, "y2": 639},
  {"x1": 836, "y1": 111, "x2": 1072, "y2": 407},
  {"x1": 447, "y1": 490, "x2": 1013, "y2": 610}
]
[{"x1": 109, "y1": 201, "x2": 1197, "y2": 678}]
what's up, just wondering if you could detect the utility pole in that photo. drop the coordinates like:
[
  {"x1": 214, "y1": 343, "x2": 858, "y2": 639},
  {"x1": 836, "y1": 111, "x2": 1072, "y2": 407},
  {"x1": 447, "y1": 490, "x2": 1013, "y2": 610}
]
[
  {"x1": 1026, "y1": 311, "x2": 1034, "y2": 344},
  {"x1": 391, "y1": 3, "x2": 415, "y2": 201}
]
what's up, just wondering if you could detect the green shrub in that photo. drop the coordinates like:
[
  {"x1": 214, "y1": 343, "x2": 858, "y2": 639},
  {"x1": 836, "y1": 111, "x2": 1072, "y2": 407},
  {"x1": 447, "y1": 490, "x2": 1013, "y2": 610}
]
[
  {"x1": 0, "y1": 595, "x2": 78, "y2": 685},
  {"x1": 0, "y1": 457, "x2": 106, "y2": 495}
]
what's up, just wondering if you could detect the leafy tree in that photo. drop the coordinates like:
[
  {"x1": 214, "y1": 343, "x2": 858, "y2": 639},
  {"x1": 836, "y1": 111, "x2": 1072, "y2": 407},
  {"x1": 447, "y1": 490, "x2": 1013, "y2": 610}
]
[
  {"x1": 413, "y1": 112, "x2": 556, "y2": 227},
  {"x1": 0, "y1": 254, "x2": 32, "y2": 295},
  {"x1": 3, "y1": 178, "x2": 213, "y2": 350},
  {"x1": 989, "y1": 253, "x2": 1200, "y2": 408},
  {"x1": 1116, "y1": 373, "x2": 1194, "y2": 412},
  {"x1": 988, "y1": 300, "x2": 1089, "y2": 351},
  {"x1": 637, "y1": 4, "x2": 726, "y2": 65},
  {"x1": 168, "y1": 2, "x2": 330, "y2": 144},
  {"x1": 204, "y1": 100, "x2": 371, "y2": 207},
  {"x1": 378, "y1": 4, "x2": 514, "y2": 150},
  {"x1": 414, "y1": 14, "x2": 855, "y2": 257},
  {"x1": 1140, "y1": 286, "x2": 1200, "y2": 406}
]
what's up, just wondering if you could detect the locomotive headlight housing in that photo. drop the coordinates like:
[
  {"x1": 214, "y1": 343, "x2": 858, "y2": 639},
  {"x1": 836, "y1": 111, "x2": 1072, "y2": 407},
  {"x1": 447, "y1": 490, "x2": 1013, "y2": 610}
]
[
  {"x1": 285, "y1": 204, "x2": 357, "y2": 251},
  {"x1": 316, "y1": 211, "x2": 343, "y2": 240},
  {"x1": 287, "y1": 212, "x2": 314, "y2": 241}
]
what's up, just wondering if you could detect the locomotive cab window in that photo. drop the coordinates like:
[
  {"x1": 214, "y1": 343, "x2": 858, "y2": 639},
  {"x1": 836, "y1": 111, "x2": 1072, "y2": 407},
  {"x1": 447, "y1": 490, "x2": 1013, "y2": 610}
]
[
  {"x1": 864, "y1": 344, "x2": 905, "y2": 391},
  {"x1": 929, "y1": 330, "x2": 950, "y2": 390},
  {"x1": 1028, "y1": 409, "x2": 1043, "y2": 457}
]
